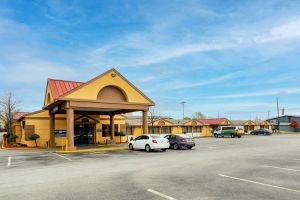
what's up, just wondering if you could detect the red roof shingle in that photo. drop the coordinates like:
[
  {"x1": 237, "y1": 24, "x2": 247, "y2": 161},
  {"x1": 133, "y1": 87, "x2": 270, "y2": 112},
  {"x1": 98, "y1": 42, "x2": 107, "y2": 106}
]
[
  {"x1": 48, "y1": 79, "x2": 83, "y2": 99},
  {"x1": 198, "y1": 118, "x2": 229, "y2": 125},
  {"x1": 12, "y1": 112, "x2": 30, "y2": 120}
]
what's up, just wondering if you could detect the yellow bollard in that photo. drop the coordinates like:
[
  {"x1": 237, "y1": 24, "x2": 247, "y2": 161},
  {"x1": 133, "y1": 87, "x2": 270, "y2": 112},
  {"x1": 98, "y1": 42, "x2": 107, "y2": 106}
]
[{"x1": 65, "y1": 139, "x2": 68, "y2": 152}]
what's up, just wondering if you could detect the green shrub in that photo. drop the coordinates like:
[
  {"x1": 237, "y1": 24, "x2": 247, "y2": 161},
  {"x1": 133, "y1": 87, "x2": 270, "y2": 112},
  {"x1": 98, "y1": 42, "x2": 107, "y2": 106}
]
[
  {"x1": 29, "y1": 133, "x2": 40, "y2": 147},
  {"x1": 116, "y1": 132, "x2": 125, "y2": 143},
  {"x1": 116, "y1": 132, "x2": 125, "y2": 136},
  {"x1": 6, "y1": 132, "x2": 18, "y2": 143}
]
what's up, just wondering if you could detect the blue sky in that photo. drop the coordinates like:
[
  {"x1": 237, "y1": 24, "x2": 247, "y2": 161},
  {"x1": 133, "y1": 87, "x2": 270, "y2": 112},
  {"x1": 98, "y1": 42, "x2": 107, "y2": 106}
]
[{"x1": 1, "y1": 0, "x2": 300, "y2": 120}]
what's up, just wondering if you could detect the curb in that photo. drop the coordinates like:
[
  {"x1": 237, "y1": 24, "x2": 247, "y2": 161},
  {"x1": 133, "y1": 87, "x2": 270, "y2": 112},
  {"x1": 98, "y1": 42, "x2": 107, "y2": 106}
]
[{"x1": 55, "y1": 147, "x2": 128, "y2": 154}]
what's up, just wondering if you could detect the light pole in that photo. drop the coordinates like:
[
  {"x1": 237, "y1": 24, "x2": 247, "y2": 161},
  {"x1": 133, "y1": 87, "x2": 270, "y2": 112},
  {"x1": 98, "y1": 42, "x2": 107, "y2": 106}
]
[
  {"x1": 180, "y1": 101, "x2": 186, "y2": 119},
  {"x1": 277, "y1": 97, "x2": 280, "y2": 133}
]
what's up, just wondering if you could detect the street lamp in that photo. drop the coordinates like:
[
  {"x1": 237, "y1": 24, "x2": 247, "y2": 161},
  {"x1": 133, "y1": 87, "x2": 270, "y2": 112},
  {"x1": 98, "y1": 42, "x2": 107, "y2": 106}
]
[{"x1": 180, "y1": 101, "x2": 186, "y2": 119}]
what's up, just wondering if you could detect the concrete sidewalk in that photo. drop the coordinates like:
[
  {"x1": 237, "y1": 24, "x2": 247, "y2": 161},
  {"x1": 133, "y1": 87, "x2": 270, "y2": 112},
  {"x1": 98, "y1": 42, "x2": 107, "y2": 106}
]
[{"x1": 55, "y1": 143, "x2": 128, "y2": 153}]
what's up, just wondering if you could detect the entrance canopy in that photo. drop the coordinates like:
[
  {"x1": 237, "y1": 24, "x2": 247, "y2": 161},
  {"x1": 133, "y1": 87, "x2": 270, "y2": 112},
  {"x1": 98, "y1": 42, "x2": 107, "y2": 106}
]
[{"x1": 43, "y1": 68, "x2": 155, "y2": 150}]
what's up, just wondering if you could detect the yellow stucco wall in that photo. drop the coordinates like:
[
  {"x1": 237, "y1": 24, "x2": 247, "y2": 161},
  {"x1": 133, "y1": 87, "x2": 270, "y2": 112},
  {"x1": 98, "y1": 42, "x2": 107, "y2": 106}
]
[
  {"x1": 132, "y1": 126, "x2": 143, "y2": 137},
  {"x1": 153, "y1": 119, "x2": 173, "y2": 126},
  {"x1": 44, "y1": 84, "x2": 53, "y2": 106},
  {"x1": 201, "y1": 126, "x2": 212, "y2": 137},
  {"x1": 15, "y1": 110, "x2": 126, "y2": 147},
  {"x1": 63, "y1": 70, "x2": 152, "y2": 104},
  {"x1": 131, "y1": 124, "x2": 212, "y2": 137},
  {"x1": 12, "y1": 121, "x2": 22, "y2": 143},
  {"x1": 171, "y1": 126, "x2": 182, "y2": 134}
]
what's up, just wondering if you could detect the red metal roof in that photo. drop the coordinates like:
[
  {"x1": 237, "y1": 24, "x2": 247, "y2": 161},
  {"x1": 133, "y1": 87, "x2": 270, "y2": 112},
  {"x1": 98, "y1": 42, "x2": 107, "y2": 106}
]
[
  {"x1": 48, "y1": 79, "x2": 84, "y2": 99},
  {"x1": 12, "y1": 112, "x2": 30, "y2": 120},
  {"x1": 198, "y1": 118, "x2": 229, "y2": 125}
]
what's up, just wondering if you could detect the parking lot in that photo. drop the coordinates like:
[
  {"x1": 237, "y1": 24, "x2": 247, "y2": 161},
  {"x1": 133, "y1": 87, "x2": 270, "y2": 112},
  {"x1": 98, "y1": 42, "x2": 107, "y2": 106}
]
[{"x1": 0, "y1": 134, "x2": 300, "y2": 200}]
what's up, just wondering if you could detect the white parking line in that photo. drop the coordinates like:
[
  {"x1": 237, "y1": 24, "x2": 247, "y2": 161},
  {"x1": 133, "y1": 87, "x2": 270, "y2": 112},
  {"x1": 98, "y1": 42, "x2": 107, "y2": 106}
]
[
  {"x1": 49, "y1": 152, "x2": 72, "y2": 161},
  {"x1": 147, "y1": 189, "x2": 176, "y2": 200},
  {"x1": 293, "y1": 159, "x2": 300, "y2": 161},
  {"x1": 219, "y1": 174, "x2": 300, "y2": 193},
  {"x1": 264, "y1": 165, "x2": 300, "y2": 172},
  {"x1": 7, "y1": 156, "x2": 11, "y2": 167}
]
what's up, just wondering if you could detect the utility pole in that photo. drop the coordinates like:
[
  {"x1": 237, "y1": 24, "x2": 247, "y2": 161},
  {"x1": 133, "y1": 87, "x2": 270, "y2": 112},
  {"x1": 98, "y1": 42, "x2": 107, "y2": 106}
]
[
  {"x1": 180, "y1": 101, "x2": 186, "y2": 119},
  {"x1": 281, "y1": 107, "x2": 285, "y2": 115},
  {"x1": 277, "y1": 97, "x2": 280, "y2": 133},
  {"x1": 267, "y1": 111, "x2": 270, "y2": 119}
]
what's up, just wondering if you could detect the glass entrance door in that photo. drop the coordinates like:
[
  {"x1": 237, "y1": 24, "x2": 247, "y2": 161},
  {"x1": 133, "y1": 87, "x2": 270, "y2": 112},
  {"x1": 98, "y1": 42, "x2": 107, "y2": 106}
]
[{"x1": 74, "y1": 124, "x2": 95, "y2": 145}]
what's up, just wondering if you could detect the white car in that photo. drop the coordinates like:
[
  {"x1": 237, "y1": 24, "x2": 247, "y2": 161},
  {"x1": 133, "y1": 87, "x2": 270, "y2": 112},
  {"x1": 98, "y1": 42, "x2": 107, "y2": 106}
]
[{"x1": 129, "y1": 134, "x2": 170, "y2": 152}]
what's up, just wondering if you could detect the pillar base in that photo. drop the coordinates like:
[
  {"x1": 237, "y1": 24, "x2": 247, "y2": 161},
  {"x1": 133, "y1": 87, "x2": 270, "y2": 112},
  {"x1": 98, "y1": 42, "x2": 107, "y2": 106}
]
[{"x1": 67, "y1": 146, "x2": 77, "y2": 151}]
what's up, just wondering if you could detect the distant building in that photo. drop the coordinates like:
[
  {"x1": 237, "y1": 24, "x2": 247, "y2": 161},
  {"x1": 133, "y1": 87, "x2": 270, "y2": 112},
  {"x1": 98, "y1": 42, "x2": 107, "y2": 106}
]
[
  {"x1": 198, "y1": 118, "x2": 232, "y2": 130},
  {"x1": 126, "y1": 116, "x2": 212, "y2": 137},
  {"x1": 267, "y1": 115, "x2": 300, "y2": 132},
  {"x1": 231, "y1": 120, "x2": 272, "y2": 133}
]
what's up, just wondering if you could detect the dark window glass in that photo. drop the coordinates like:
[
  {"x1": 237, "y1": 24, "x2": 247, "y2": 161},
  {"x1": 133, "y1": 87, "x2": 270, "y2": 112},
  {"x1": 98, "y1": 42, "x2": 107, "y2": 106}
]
[{"x1": 102, "y1": 124, "x2": 119, "y2": 137}]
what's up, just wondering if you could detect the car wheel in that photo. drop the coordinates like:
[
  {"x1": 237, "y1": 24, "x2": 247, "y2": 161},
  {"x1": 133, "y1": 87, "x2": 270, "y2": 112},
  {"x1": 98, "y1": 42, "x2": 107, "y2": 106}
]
[
  {"x1": 231, "y1": 134, "x2": 235, "y2": 138},
  {"x1": 187, "y1": 147, "x2": 192, "y2": 150},
  {"x1": 129, "y1": 144, "x2": 134, "y2": 150},
  {"x1": 238, "y1": 136, "x2": 241, "y2": 138},
  {"x1": 174, "y1": 143, "x2": 179, "y2": 150},
  {"x1": 161, "y1": 149, "x2": 167, "y2": 152},
  {"x1": 145, "y1": 145, "x2": 151, "y2": 152},
  {"x1": 214, "y1": 134, "x2": 218, "y2": 138}
]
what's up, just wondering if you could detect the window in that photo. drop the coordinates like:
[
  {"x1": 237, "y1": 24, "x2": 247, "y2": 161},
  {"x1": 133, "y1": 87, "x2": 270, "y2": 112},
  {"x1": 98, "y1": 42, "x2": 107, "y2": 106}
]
[
  {"x1": 183, "y1": 126, "x2": 192, "y2": 133},
  {"x1": 126, "y1": 127, "x2": 132, "y2": 135},
  {"x1": 140, "y1": 135, "x2": 149, "y2": 140},
  {"x1": 171, "y1": 135, "x2": 177, "y2": 139},
  {"x1": 24, "y1": 125, "x2": 35, "y2": 140},
  {"x1": 161, "y1": 126, "x2": 172, "y2": 134},
  {"x1": 135, "y1": 136, "x2": 143, "y2": 140},
  {"x1": 194, "y1": 126, "x2": 202, "y2": 133},
  {"x1": 148, "y1": 126, "x2": 160, "y2": 134},
  {"x1": 102, "y1": 124, "x2": 119, "y2": 137},
  {"x1": 222, "y1": 126, "x2": 235, "y2": 131}
]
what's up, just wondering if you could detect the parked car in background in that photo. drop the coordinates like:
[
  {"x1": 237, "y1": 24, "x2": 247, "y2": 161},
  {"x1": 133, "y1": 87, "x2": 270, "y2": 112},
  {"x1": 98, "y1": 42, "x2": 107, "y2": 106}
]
[
  {"x1": 164, "y1": 134, "x2": 195, "y2": 150},
  {"x1": 128, "y1": 134, "x2": 169, "y2": 152},
  {"x1": 213, "y1": 126, "x2": 243, "y2": 138},
  {"x1": 250, "y1": 128, "x2": 272, "y2": 135}
]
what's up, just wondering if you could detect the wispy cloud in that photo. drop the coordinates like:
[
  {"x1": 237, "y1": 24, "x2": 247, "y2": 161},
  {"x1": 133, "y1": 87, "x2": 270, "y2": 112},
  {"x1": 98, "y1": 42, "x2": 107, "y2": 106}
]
[
  {"x1": 163, "y1": 71, "x2": 238, "y2": 89},
  {"x1": 83, "y1": 16, "x2": 300, "y2": 69},
  {"x1": 254, "y1": 18, "x2": 300, "y2": 43},
  {"x1": 209, "y1": 87, "x2": 300, "y2": 99}
]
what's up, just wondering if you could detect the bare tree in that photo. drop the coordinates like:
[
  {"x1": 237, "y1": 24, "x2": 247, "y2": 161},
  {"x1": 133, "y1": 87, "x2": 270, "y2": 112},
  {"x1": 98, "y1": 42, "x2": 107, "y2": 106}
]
[
  {"x1": 148, "y1": 106, "x2": 160, "y2": 134},
  {"x1": 0, "y1": 92, "x2": 19, "y2": 134},
  {"x1": 192, "y1": 112, "x2": 206, "y2": 119}
]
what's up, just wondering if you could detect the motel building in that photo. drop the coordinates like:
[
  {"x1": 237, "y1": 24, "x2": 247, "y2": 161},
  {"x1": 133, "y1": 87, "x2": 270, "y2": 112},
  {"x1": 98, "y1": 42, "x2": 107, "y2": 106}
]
[
  {"x1": 231, "y1": 120, "x2": 273, "y2": 133},
  {"x1": 12, "y1": 68, "x2": 154, "y2": 149},
  {"x1": 125, "y1": 116, "x2": 212, "y2": 137}
]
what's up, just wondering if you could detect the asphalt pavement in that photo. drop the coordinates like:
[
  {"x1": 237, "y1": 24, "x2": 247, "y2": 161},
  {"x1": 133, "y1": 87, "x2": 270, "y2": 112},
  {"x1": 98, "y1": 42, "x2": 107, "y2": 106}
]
[{"x1": 0, "y1": 134, "x2": 300, "y2": 200}]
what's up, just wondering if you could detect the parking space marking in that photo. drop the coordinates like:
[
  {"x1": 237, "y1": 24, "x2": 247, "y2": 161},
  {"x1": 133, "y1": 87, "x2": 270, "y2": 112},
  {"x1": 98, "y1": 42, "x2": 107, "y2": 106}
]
[
  {"x1": 293, "y1": 159, "x2": 300, "y2": 161},
  {"x1": 7, "y1": 156, "x2": 11, "y2": 167},
  {"x1": 219, "y1": 174, "x2": 300, "y2": 193},
  {"x1": 147, "y1": 189, "x2": 176, "y2": 200},
  {"x1": 49, "y1": 152, "x2": 72, "y2": 161},
  {"x1": 264, "y1": 165, "x2": 300, "y2": 172}
]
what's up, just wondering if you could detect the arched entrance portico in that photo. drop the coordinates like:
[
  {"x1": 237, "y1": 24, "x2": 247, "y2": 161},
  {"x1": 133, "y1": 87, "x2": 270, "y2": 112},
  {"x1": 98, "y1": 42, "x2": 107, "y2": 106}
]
[{"x1": 44, "y1": 69, "x2": 154, "y2": 150}]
